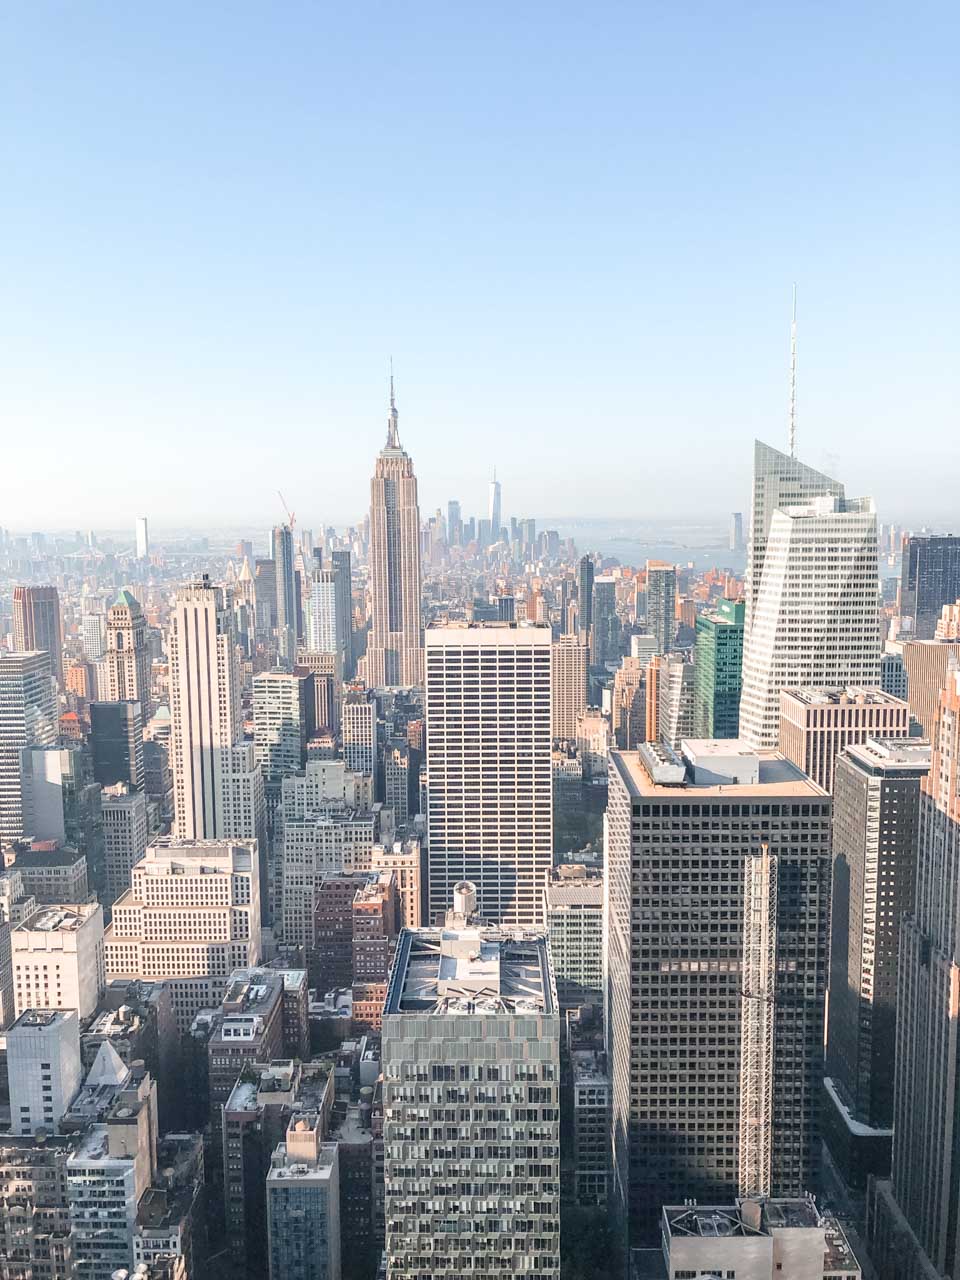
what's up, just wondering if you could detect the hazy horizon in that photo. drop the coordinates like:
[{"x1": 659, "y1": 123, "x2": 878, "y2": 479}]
[{"x1": 3, "y1": 3, "x2": 957, "y2": 528}]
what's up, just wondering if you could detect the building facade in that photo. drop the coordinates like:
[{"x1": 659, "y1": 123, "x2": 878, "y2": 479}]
[
  {"x1": 104, "y1": 838, "x2": 262, "y2": 1029},
  {"x1": 13, "y1": 585, "x2": 64, "y2": 687},
  {"x1": 366, "y1": 381, "x2": 424, "y2": 689},
  {"x1": 899, "y1": 534, "x2": 960, "y2": 638},
  {"x1": 694, "y1": 598, "x2": 745, "y2": 738},
  {"x1": 425, "y1": 624, "x2": 552, "y2": 927},
  {"x1": 342, "y1": 689, "x2": 377, "y2": 776},
  {"x1": 12, "y1": 902, "x2": 105, "y2": 1020},
  {"x1": 254, "y1": 670, "x2": 313, "y2": 779},
  {"x1": 740, "y1": 443, "x2": 881, "y2": 749},
  {"x1": 168, "y1": 577, "x2": 265, "y2": 847},
  {"x1": 607, "y1": 741, "x2": 831, "y2": 1246},
  {"x1": 869, "y1": 668, "x2": 960, "y2": 1276},
  {"x1": 543, "y1": 866, "x2": 602, "y2": 1009},
  {"x1": 7, "y1": 1007, "x2": 82, "y2": 1135},
  {"x1": 552, "y1": 635, "x2": 589, "y2": 740},
  {"x1": 267, "y1": 1116, "x2": 341, "y2": 1280},
  {"x1": 645, "y1": 561, "x2": 676, "y2": 655},
  {"x1": 0, "y1": 651, "x2": 58, "y2": 842},
  {"x1": 103, "y1": 590, "x2": 152, "y2": 716},
  {"x1": 657, "y1": 655, "x2": 695, "y2": 751},
  {"x1": 779, "y1": 687, "x2": 910, "y2": 792},
  {"x1": 382, "y1": 885, "x2": 560, "y2": 1277},
  {"x1": 901, "y1": 637, "x2": 960, "y2": 737},
  {"x1": 740, "y1": 472, "x2": 880, "y2": 748},
  {"x1": 90, "y1": 700, "x2": 145, "y2": 791},
  {"x1": 101, "y1": 785, "x2": 149, "y2": 906},
  {"x1": 824, "y1": 737, "x2": 930, "y2": 1190}
]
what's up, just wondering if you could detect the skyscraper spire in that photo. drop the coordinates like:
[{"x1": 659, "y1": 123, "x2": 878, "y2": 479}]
[
  {"x1": 386, "y1": 360, "x2": 401, "y2": 449},
  {"x1": 788, "y1": 284, "x2": 798, "y2": 458},
  {"x1": 369, "y1": 368, "x2": 423, "y2": 688}
]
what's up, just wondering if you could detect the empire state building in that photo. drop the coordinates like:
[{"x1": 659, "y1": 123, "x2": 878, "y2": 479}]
[{"x1": 366, "y1": 379, "x2": 424, "y2": 688}]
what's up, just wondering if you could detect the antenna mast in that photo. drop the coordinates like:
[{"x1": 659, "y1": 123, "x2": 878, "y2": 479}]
[{"x1": 788, "y1": 284, "x2": 797, "y2": 458}]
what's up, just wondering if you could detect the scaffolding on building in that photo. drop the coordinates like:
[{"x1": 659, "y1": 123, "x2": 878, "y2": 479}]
[{"x1": 738, "y1": 842, "x2": 778, "y2": 1197}]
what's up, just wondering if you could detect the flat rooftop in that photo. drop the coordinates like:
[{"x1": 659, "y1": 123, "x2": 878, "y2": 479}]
[
  {"x1": 84, "y1": 1007, "x2": 144, "y2": 1038},
  {"x1": 664, "y1": 1199, "x2": 859, "y2": 1272},
  {"x1": 424, "y1": 623, "x2": 551, "y2": 646},
  {"x1": 544, "y1": 878, "x2": 603, "y2": 909},
  {"x1": 665, "y1": 1205, "x2": 760, "y2": 1238},
  {"x1": 15, "y1": 847, "x2": 85, "y2": 868},
  {"x1": 17, "y1": 904, "x2": 97, "y2": 933},
  {"x1": 268, "y1": 1142, "x2": 337, "y2": 1181},
  {"x1": 844, "y1": 737, "x2": 932, "y2": 773},
  {"x1": 385, "y1": 924, "x2": 554, "y2": 1017},
  {"x1": 612, "y1": 748, "x2": 827, "y2": 798},
  {"x1": 781, "y1": 686, "x2": 908, "y2": 707},
  {"x1": 10, "y1": 1007, "x2": 74, "y2": 1031}
]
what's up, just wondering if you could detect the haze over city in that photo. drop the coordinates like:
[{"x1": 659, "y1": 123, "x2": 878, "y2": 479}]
[{"x1": 3, "y1": 1, "x2": 957, "y2": 529}]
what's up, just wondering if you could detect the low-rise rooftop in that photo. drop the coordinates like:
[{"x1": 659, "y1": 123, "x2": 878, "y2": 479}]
[
  {"x1": 10, "y1": 1007, "x2": 74, "y2": 1031},
  {"x1": 843, "y1": 737, "x2": 932, "y2": 773},
  {"x1": 662, "y1": 1198, "x2": 860, "y2": 1274},
  {"x1": 385, "y1": 924, "x2": 554, "y2": 1017},
  {"x1": 14, "y1": 846, "x2": 85, "y2": 868},
  {"x1": 782, "y1": 685, "x2": 908, "y2": 707},
  {"x1": 613, "y1": 745, "x2": 826, "y2": 798},
  {"x1": 16, "y1": 903, "x2": 98, "y2": 933},
  {"x1": 545, "y1": 865, "x2": 603, "y2": 909}
]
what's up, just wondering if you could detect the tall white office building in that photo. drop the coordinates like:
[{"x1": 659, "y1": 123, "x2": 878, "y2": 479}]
[
  {"x1": 425, "y1": 623, "x2": 552, "y2": 926},
  {"x1": 0, "y1": 651, "x2": 58, "y2": 843},
  {"x1": 744, "y1": 440, "x2": 844, "y2": 629},
  {"x1": 739, "y1": 442, "x2": 881, "y2": 749},
  {"x1": 305, "y1": 564, "x2": 339, "y2": 656},
  {"x1": 168, "y1": 577, "x2": 265, "y2": 846},
  {"x1": 81, "y1": 605, "x2": 107, "y2": 662},
  {"x1": 135, "y1": 516, "x2": 149, "y2": 560}
]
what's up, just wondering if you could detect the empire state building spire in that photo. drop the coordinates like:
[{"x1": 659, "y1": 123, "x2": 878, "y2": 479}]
[{"x1": 386, "y1": 371, "x2": 401, "y2": 449}]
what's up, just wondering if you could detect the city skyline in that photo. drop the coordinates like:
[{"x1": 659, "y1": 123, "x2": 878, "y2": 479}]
[
  {"x1": 3, "y1": 4, "x2": 956, "y2": 528},
  {"x1": 0, "y1": 6, "x2": 953, "y2": 1279}
]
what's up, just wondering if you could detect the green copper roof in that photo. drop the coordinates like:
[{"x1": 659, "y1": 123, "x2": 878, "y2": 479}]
[{"x1": 114, "y1": 588, "x2": 141, "y2": 608}]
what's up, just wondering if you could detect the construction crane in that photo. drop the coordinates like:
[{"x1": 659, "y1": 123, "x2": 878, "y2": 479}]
[{"x1": 277, "y1": 490, "x2": 296, "y2": 531}]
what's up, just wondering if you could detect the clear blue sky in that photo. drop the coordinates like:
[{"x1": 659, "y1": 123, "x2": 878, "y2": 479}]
[{"x1": 2, "y1": 1, "x2": 957, "y2": 531}]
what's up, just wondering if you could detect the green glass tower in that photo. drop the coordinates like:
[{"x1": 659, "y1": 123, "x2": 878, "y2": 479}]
[{"x1": 693, "y1": 598, "x2": 745, "y2": 738}]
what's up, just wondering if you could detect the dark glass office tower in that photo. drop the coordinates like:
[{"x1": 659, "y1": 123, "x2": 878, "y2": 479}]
[
  {"x1": 900, "y1": 534, "x2": 960, "y2": 638},
  {"x1": 90, "y1": 701, "x2": 145, "y2": 790}
]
